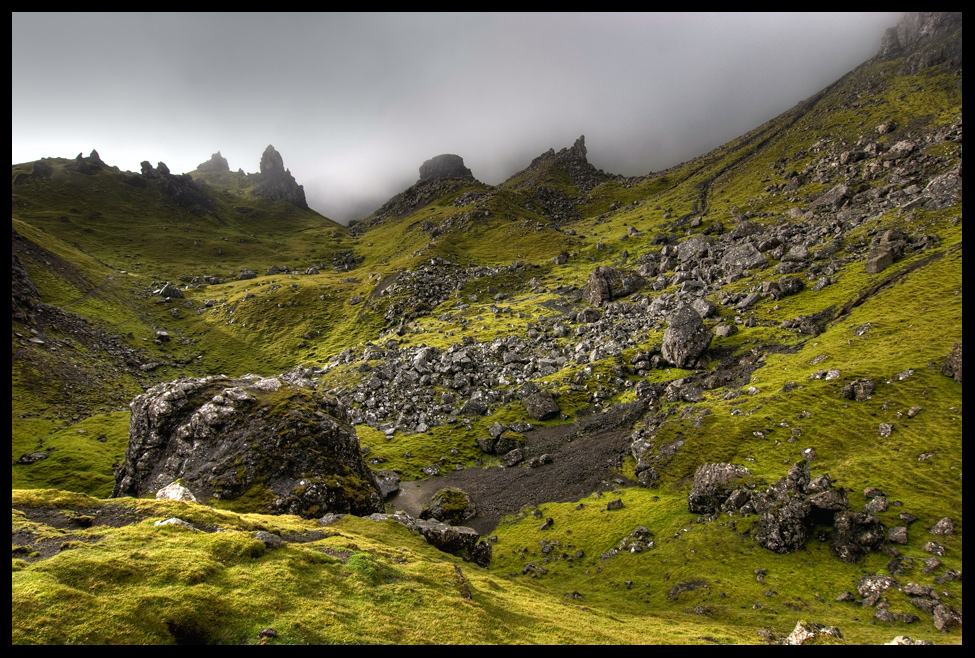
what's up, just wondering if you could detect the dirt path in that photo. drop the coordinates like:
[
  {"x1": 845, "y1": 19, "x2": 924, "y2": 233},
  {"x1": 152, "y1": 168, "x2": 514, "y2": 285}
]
[{"x1": 389, "y1": 401, "x2": 647, "y2": 535}]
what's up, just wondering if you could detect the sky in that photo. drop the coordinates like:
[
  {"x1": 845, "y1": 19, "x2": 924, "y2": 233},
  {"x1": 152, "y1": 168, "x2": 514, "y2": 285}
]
[{"x1": 12, "y1": 12, "x2": 902, "y2": 223}]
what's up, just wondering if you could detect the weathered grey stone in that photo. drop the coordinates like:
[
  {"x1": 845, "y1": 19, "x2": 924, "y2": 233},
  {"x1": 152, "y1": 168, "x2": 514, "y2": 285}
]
[
  {"x1": 152, "y1": 282, "x2": 184, "y2": 298},
  {"x1": 888, "y1": 526, "x2": 909, "y2": 544},
  {"x1": 687, "y1": 463, "x2": 752, "y2": 514},
  {"x1": 755, "y1": 484, "x2": 812, "y2": 554},
  {"x1": 155, "y1": 481, "x2": 197, "y2": 502},
  {"x1": 254, "y1": 530, "x2": 284, "y2": 551},
  {"x1": 112, "y1": 376, "x2": 383, "y2": 519},
  {"x1": 581, "y1": 266, "x2": 645, "y2": 307},
  {"x1": 522, "y1": 390, "x2": 560, "y2": 421},
  {"x1": 942, "y1": 343, "x2": 962, "y2": 383},
  {"x1": 831, "y1": 511, "x2": 886, "y2": 563},
  {"x1": 858, "y1": 573, "x2": 899, "y2": 606},
  {"x1": 783, "y1": 620, "x2": 843, "y2": 645},
  {"x1": 929, "y1": 516, "x2": 955, "y2": 536},
  {"x1": 812, "y1": 183, "x2": 851, "y2": 210},
  {"x1": 661, "y1": 305, "x2": 712, "y2": 368},
  {"x1": 720, "y1": 243, "x2": 768, "y2": 276}
]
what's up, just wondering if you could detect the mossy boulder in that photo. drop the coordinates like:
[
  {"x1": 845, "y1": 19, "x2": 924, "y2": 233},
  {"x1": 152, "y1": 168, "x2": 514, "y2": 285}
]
[
  {"x1": 112, "y1": 375, "x2": 383, "y2": 518},
  {"x1": 419, "y1": 487, "x2": 477, "y2": 525}
]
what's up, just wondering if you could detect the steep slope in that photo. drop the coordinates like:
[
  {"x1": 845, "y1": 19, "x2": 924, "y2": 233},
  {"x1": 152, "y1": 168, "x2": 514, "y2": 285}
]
[{"x1": 12, "y1": 12, "x2": 962, "y2": 645}]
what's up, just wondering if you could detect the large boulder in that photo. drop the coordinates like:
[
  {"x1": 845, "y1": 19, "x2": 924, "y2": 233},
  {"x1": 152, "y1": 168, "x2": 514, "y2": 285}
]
[
  {"x1": 582, "y1": 266, "x2": 645, "y2": 307},
  {"x1": 517, "y1": 382, "x2": 561, "y2": 420},
  {"x1": 419, "y1": 487, "x2": 477, "y2": 525},
  {"x1": 720, "y1": 242, "x2": 768, "y2": 276},
  {"x1": 755, "y1": 495, "x2": 812, "y2": 553},
  {"x1": 661, "y1": 305, "x2": 713, "y2": 368},
  {"x1": 112, "y1": 375, "x2": 383, "y2": 518},
  {"x1": 522, "y1": 390, "x2": 560, "y2": 421}
]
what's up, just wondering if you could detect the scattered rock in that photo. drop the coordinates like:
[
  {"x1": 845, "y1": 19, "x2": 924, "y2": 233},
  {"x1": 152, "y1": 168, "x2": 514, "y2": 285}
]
[
  {"x1": 783, "y1": 620, "x2": 843, "y2": 645},
  {"x1": 942, "y1": 343, "x2": 962, "y2": 383}
]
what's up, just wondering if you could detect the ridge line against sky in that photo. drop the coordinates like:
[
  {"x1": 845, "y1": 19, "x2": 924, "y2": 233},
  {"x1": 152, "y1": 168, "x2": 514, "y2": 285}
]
[{"x1": 12, "y1": 12, "x2": 901, "y2": 223}]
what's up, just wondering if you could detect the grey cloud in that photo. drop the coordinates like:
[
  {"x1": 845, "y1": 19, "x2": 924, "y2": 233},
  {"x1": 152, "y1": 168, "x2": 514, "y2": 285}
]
[{"x1": 12, "y1": 12, "x2": 901, "y2": 223}]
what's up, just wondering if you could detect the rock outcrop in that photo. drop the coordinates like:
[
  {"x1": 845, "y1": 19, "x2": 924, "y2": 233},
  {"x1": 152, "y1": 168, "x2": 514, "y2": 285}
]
[
  {"x1": 517, "y1": 134, "x2": 609, "y2": 195},
  {"x1": 419, "y1": 487, "x2": 477, "y2": 525},
  {"x1": 692, "y1": 461, "x2": 894, "y2": 563},
  {"x1": 112, "y1": 375, "x2": 384, "y2": 518},
  {"x1": 138, "y1": 160, "x2": 214, "y2": 210},
  {"x1": 876, "y1": 11, "x2": 963, "y2": 74},
  {"x1": 196, "y1": 151, "x2": 230, "y2": 172},
  {"x1": 255, "y1": 145, "x2": 309, "y2": 209},
  {"x1": 419, "y1": 154, "x2": 474, "y2": 181},
  {"x1": 358, "y1": 510, "x2": 493, "y2": 567},
  {"x1": 687, "y1": 462, "x2": 753, "y2": 514}
]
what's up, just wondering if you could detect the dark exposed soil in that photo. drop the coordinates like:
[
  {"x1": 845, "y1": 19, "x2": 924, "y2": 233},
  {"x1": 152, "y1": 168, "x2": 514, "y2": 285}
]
[
  {"x1": 389, "y1": 400, "x2": 648, "y2": 535},
  {"x1": 12, "y1": 503, "x2": 149, "y2": 562}
]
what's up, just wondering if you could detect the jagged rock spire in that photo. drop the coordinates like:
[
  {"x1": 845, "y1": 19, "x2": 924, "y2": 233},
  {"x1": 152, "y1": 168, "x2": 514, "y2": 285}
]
[
  {"x1": 197, "y1": 151, "x2": 230, "y2": 172},
  {"x1": 255, "y1": 145, "x2": 308, "y2": 209}
]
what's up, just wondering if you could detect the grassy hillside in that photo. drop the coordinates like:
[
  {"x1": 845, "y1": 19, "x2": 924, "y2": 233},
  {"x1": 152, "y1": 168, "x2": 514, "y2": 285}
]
[{"x1": 11, "y1": 25, "x2": 962, "y2": 645}]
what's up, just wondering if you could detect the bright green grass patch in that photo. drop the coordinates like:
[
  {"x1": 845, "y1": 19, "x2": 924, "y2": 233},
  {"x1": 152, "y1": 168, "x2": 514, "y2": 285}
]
[
  {"x1": 14, "y1": 490, "x2": 808, "y2": 645},
  {"x1": 11, "y1": 412, "x2": 131, "y2": 497}
]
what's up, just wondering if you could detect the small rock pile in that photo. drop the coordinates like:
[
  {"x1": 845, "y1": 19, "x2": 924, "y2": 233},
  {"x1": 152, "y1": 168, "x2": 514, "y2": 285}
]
[{"x1": 687, "y1": 461, "x2": 890, "y2": 563}]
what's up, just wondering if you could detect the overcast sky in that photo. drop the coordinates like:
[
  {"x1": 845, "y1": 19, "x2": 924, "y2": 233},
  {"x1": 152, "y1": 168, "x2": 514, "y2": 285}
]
[{"x1": 12, "y1": 12, "x2": 902, "y2": 223}]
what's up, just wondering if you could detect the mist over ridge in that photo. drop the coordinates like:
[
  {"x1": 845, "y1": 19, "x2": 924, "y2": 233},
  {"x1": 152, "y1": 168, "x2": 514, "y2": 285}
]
[{"x1": 12, "y1": 13, "x2": 903, "y2": 224}]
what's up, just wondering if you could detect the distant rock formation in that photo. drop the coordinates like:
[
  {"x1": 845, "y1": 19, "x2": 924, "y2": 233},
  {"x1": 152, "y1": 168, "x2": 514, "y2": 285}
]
[
  {"x1": 196, "y1": 151, "x2": 230, "y2": 172},
  {"x1": 254, "y1": 144, "x2": 309, "y2": 209},
  {"x1": 876, "y1": 12, "x2": 962, "y2": 74},
  {"x1": 12, "y1": 160, "x2": 54, "y2": 187},
  {"x1": 419, "y1": 154, "x2": 474, "y2": 181},
  {"x1": 356, "y1": 155, "x2": 482, "y2": 228},
  {"x1": 517, "y1": 135, "x2": 609, "y2": 195},
  {"x1": 68, "y1": 150, "x2": 105, "y2": 175}
]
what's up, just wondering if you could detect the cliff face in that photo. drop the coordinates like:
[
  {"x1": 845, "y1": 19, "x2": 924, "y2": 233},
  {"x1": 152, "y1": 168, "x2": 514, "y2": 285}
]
[{"x1": 876, "y1": 11, "x2": 962, "y2": 74}]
